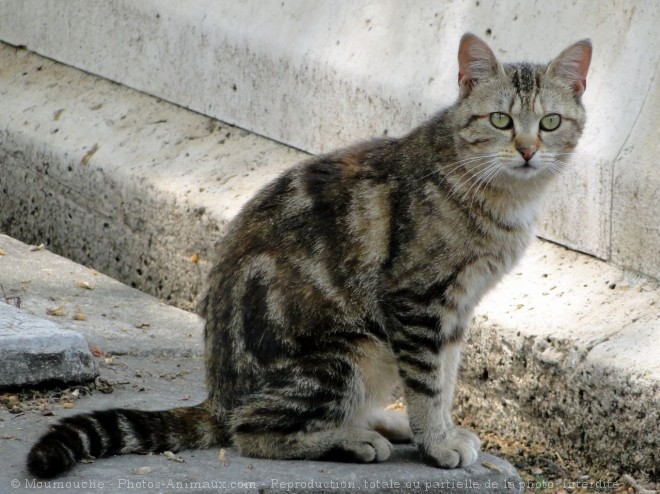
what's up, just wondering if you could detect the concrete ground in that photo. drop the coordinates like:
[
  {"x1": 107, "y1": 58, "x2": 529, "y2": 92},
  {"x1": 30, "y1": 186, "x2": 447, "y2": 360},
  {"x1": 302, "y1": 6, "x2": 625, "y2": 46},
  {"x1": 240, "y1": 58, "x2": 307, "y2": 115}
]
[{"x1": 0, "y1": 236, "x2": 522, "y2": 494}]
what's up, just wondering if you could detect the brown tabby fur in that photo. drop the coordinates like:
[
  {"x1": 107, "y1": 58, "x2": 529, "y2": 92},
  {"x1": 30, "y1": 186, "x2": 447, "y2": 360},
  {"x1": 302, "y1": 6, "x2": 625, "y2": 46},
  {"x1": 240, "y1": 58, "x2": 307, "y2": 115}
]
[{"x1": 27, "y1": 33, "x2": 591, "y2": 477}]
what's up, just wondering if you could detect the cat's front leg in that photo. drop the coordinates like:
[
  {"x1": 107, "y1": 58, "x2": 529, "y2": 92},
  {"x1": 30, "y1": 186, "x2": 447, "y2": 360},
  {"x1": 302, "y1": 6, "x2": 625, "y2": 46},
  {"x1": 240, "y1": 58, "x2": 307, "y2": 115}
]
[{"x1": 393, "y1": 335, "x2": 480, "y2": 468}]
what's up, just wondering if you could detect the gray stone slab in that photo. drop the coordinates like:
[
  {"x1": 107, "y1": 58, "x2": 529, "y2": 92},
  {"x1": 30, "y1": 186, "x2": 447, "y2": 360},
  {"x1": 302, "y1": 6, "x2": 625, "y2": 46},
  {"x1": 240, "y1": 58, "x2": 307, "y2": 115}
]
[
  {"x1": 5, "y1": 449, "x2": 523, "y2": 493},
  {"x1": 1, "y1": 355, "x2": 522, "y2": 494},
  {"x1": 0, "y1": 303, "x2": 97, "y2": 388}
]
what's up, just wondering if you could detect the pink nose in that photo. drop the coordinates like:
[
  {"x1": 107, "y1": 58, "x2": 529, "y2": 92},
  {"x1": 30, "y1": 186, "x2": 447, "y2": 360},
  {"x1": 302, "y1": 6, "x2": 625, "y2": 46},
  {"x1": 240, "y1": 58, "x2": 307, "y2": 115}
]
[{"x1": 517, "y1": 146, "x2": 536, "y2": 161}]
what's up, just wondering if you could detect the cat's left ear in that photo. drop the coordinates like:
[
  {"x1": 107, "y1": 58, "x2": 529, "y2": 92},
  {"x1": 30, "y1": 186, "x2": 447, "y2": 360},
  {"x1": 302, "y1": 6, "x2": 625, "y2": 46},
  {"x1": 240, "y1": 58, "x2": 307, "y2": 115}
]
[{"x1": 547, "y1": 39, "x2": 592, "y2": 98}]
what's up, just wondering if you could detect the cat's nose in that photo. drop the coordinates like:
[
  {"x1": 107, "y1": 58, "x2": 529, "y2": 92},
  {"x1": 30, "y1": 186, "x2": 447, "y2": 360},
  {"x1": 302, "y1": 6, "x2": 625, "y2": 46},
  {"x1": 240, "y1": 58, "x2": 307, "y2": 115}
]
[{"x1": 517, "y1": 146, "x2": 536, "y2": 161}]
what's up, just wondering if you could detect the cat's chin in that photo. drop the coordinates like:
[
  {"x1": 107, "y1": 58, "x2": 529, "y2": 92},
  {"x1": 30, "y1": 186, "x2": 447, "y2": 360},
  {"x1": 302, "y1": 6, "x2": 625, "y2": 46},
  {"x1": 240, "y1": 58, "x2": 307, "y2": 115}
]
[{"x1": 502, "y1": 162, "x2": 545, "y2": 180}]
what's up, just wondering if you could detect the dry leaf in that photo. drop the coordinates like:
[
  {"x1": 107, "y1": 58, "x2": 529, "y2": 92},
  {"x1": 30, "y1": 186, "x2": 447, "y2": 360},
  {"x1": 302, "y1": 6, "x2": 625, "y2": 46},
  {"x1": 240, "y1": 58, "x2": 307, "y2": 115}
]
[
  {"x1": 62, "y1": 402, "x2": 74, "y2": 409},
  {"x1": 80, "y1": 143, "x2": 99, "y2": 166},
  {"x1": 181, "y1": 395, "x2": 191, "y2": 401},
  {"x1": 75, "y1": 280, "x2": 94, "y2": 290},
  {"x1": 163, "y1": 451, "x2": 185, "y2": 463},
  {"x1": 0, "y1": 248, "x2": 5, "y2": 256},
  {"x1": 104, "y1": 356, "x2": 115, "y2": 365},
  {"x1": 482, "y1": 461, "x2": 501, "y2": 473},
  {"x1": 47, "y1": 305, "x2": 67, "y2": 317},
  {"x1": 73, "y1": 312, "x2": 88, "y2": 321},
  {"x1": 89, "y1": 346, "x2": 104, "y2": 357},
  {"x1": 218, "y1": 448, "x2": 228, "y2": 466},
  {"x1": 80, "y1": 455, "x2": 95, "y2": 464},
  {"x1": 134, "y1": 322, "x2": 150, "y2": 329},
  {"x1": 191, "y1": 253, "x2": 200, "y2": 264},
  {"x1": 133, "y1": 466, "x2": 152, "y2": 475},
  {"x1": 30, "y1": 244, "x2": 45, "y2": 252},
  {"x1": 53, "y1": 109, "x2": 64, "y2": 121}
]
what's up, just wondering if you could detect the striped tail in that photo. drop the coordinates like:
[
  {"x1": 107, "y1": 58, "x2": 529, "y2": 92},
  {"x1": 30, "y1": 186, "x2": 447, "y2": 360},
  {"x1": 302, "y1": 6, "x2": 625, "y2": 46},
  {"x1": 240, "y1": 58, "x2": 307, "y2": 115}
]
[{"x1": 27, "y1": 401, "x2": 228, "y2": 478}]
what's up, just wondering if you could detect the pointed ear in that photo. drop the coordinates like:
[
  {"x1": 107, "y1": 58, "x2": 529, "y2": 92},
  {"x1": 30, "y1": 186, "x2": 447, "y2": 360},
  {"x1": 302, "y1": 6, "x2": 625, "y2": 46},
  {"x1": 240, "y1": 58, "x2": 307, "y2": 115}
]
[
  {"x1": 547, "y1": 39, "x2": 592, "y2": 98},
  {"x1": 458, "y1": 33, "x2": 501, "y2": 97}
]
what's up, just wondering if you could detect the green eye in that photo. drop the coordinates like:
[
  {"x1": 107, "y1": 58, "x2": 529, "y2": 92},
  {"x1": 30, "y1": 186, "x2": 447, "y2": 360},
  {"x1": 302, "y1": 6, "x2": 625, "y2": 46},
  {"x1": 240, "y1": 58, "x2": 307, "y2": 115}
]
[
  {"x1": 489, "y1": 112, "x2": 513, "y2": 130},
  {"x1": 540, "y1": 113, "x2": 561, "y2": 131}
]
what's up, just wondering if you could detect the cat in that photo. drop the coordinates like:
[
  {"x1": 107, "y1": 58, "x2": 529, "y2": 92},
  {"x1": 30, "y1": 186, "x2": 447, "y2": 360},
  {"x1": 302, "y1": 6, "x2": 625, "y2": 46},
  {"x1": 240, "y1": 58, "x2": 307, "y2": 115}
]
[{"x1": 27, "y1": 32, "x2": 591, "y2": 477}]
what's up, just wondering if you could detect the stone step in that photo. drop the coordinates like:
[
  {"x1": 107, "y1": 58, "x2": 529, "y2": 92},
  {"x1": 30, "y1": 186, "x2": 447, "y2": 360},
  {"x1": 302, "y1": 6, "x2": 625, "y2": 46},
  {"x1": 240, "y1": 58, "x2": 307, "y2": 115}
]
[
  {"x1": 0, "y1": 233, "x2": 203, "y2": 362},
  {"x1": 1, "y1": 0, "x2": 659, "y2": 277}
]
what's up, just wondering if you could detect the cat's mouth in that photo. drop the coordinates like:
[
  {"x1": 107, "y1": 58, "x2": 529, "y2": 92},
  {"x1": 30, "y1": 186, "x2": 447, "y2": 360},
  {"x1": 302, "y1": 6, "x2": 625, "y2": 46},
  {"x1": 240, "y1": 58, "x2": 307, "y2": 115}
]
[{"x1": 508, "y1": 162, "x2": 540, "y2": 178}]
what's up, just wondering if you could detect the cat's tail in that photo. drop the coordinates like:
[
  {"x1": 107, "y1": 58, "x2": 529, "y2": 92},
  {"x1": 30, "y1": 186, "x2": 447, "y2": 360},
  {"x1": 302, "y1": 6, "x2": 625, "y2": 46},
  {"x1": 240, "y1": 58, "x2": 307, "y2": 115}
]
[{"x1": 27, "y1": 400, "x2": 229, "y2": 478}]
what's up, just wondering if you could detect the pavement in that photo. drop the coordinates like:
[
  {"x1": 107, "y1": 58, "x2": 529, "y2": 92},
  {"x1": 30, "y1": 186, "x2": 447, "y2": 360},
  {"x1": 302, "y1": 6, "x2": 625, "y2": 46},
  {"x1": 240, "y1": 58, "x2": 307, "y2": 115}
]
[{"x1": 0, "y1": 235, "x2": 523, "y2": 493}]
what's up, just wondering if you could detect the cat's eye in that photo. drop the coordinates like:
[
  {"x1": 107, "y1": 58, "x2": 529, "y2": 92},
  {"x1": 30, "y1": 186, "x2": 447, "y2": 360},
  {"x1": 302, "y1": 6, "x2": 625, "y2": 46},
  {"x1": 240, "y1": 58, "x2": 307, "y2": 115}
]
[
  {"x1": 540, "y1": 113, "x2": 561, "y2": 131},
  {"x1": 489, "y1": 112, "x2": 513, "y2": 130}
]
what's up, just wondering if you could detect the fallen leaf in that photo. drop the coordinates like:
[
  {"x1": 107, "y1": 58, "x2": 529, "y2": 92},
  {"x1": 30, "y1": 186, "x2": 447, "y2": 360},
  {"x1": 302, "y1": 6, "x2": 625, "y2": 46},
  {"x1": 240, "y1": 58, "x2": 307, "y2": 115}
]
[
  {"x1": 47, "y1": 305, "x2": 67, "y2": 317},
  {"x1": 191, "y1": 253, "x2": 200, "y2": 264},
  {"x1": 181, "y1": 395, "x2": 191, "y2": 401},
  {"x1": 134, "y1": 322, "x2": 150, "y2": 329},
  {"x1": 133, "y1": 466, "x2": 152, "y2": 475},
  {"x1": 53, "y1": 109, "x2": 64, "y2": 121},
  {"x1": 89, "y1": 346, "x2": 105, "y2": 357},
  {"x1": 482, "y1": 461, "x2": 501, "y2": 473},
  {"x1": 0, "y1": 248, "x2": 5, "y2": 256},
  {"x1": 218, "y1": 448, "x2": 228, "y2": 466},
  {"x1": 80, "y1": 143, "x2": 99, "y2": 166},
  {"x1": 104, "y1": 356, "x2": 115, "y2": 365},
  {"x1": 73, "y1": 312, "x2": 88, "y2": 321},
  {"x1": 80, "y1": 455, "x2": 95, "y2": 464},
  {"x1": 29, "y1": 244, "x2": 45, "y2": 252},
  {"x1": 163, "y1": 451, "x2": 185, "y2": 463},
  {"x1": 75, "y1": 280, "x2": 94, "y2": 290},
  {"x1": 62, "y1": 402, "x2": 74, "y2": 409}
]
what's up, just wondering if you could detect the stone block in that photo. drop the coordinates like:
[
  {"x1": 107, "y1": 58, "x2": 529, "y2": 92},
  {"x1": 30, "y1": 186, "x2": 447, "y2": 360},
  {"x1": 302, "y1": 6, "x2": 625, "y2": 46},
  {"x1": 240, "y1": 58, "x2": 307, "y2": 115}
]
[{"x1": 0, "y1": 303, "x2": 97, "y2": 388}]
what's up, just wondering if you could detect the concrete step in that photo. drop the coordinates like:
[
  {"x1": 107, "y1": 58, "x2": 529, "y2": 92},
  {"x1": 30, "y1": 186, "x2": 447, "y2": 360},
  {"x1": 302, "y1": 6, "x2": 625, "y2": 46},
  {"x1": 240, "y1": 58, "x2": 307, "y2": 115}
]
[
  {"x1": 0, "y1": 42, "x2": 304, "y2": 310},
  {"x1": 1, "y1": 0, "x2": 659, "y2": 277},
  {"x1": 0, "y1": 233, "x2": 203, "y2": 360},
  {"x1": 0, "y1": 34, "x2": 658, "y2": 483}
]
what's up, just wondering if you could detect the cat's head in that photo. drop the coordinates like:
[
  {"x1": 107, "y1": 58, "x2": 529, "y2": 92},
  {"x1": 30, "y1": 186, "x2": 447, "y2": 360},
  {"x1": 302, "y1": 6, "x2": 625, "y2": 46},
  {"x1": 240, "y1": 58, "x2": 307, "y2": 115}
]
[{"x1": 453, "y1": 33, "x2": 592, "y2": 185}]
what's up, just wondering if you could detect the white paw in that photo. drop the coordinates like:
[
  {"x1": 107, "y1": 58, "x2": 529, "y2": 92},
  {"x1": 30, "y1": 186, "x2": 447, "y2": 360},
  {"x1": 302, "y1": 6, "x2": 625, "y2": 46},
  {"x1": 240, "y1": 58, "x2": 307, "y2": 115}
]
[
  {"x1": 419, "y1": 428, "x2": 480, "y2": 468},
  {"x1": 338, "y1": 430, "x2": 392, "y2": 463}
]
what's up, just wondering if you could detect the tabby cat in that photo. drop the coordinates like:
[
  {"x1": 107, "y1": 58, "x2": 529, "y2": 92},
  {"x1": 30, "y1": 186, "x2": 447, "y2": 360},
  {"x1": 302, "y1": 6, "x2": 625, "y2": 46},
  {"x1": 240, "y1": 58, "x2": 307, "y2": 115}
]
[{"x1": 27, "y1": 33, "x2": 591, "y2": 477}]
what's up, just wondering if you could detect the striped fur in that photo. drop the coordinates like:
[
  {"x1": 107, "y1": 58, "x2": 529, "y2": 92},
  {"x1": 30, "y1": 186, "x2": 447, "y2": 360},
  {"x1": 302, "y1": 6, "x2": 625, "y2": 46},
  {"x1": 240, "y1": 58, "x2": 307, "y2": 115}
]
[{"x1": 27, "y1": 33, "x2": 591, "y2": 477}]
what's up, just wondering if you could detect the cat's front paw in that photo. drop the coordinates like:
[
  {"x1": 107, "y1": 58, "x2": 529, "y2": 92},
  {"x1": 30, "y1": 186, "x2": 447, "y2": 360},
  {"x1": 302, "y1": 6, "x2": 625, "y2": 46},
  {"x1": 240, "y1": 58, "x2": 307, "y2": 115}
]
[{"x1": 418, "y1": 428, "x2": 480, "y2": 469}]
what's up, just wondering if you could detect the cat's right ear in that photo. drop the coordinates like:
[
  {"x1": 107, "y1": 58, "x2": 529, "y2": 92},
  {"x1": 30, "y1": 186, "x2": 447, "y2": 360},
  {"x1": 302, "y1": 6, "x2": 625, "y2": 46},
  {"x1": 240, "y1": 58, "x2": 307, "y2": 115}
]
[{"x1": 458, "y1": 33, "x2": 501, "y2": 98}]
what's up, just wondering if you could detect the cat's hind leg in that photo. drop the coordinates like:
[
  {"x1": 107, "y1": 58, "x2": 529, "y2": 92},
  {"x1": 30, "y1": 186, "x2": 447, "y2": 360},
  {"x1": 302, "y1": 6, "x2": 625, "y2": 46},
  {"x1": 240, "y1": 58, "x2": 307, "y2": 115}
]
[
  {"x1": 233, "y1": 427, "x2": 392, "y2": 463},
  {"x1": 230, "y1": 356, "x2": 392, "y2": 463}
]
